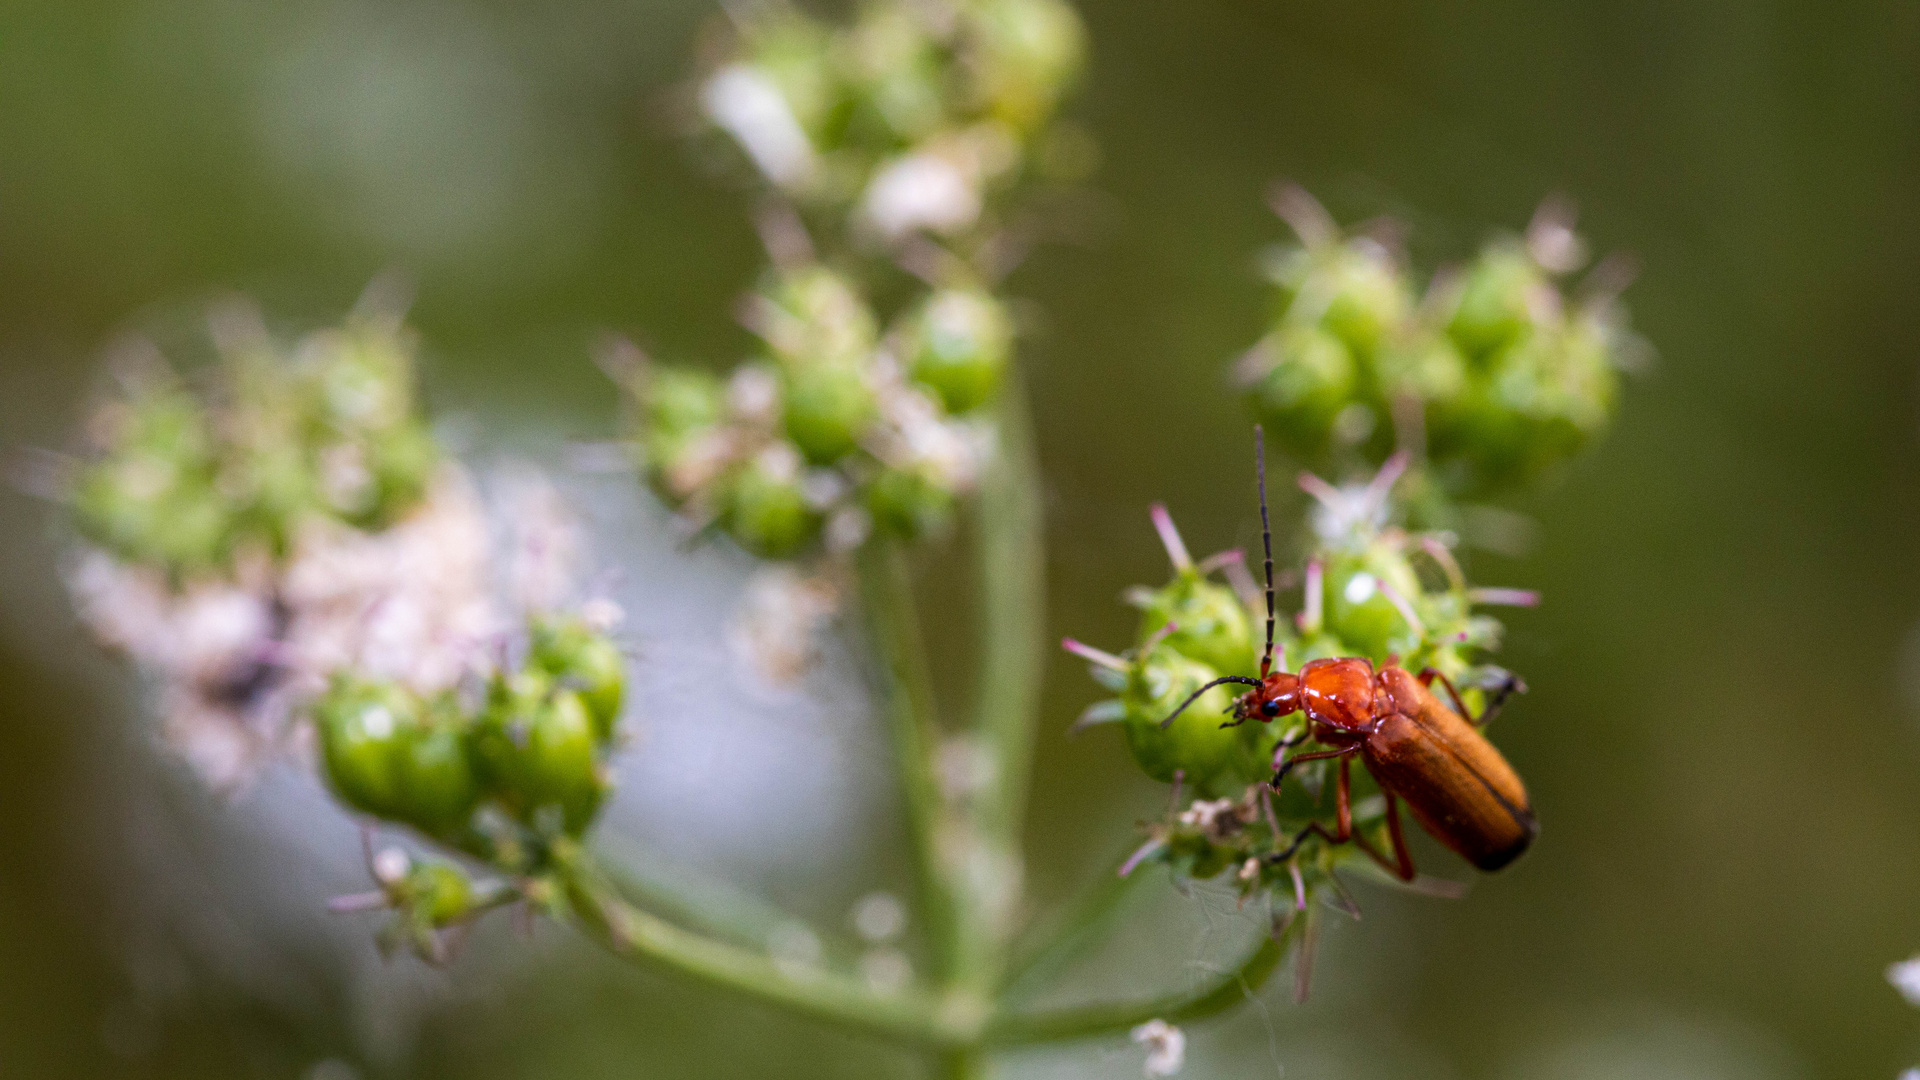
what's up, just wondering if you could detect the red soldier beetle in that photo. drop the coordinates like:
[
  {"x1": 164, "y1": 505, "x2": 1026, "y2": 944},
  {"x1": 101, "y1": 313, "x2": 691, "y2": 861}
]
[{"x1": 1160, "y1": 426, "x2": 1537, "y2": 879}]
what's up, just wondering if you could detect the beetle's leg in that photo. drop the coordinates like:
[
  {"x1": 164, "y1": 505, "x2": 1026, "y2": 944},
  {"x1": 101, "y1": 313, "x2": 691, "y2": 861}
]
[
  {"x1": 1269, "y1": 745, "x2": 1356, "y2": 791},
  {"x1": 1417, "y1": 667, "x2": 1474, "y2": 721},
  {"x1": 1334, "y1": 754, "x2": 1353, "y2": 837},
  {"x1": 1350, "y1": 792, "x2": 1417, "y2": 882},
  {"x1": 1418, "y1": 667, "x2": 1526, "y2": 728},
  {"x1": 1475, "y1": 671, "x2": 1526, "y2": 726}
]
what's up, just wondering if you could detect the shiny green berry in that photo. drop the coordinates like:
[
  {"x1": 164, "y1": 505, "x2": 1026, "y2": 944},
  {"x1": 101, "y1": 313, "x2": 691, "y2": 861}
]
[
  {"x1": 474, "y1": 676, "x2": 606, "y2": 834},
  {"x1": 907, "y1": 290, "x2": 1013, "y2": 414},
  {"x1": 1121, "y1": 648, "x2": 1254, "y2": 795},
  {"x1": 530, "y1": 617, "x2": 626, "y2": 741},
  {"x1": 391, "y1": 699, "x2": 481, "y2": 838},
  {"x1": 1132, "y1": 572, "x2": 1256, "y2": 679},
  {"x1": 1317, "y1": 547, "x2": 1429, "y2": 665},
  {"x1": 782, "y1": 362, "x2": 876, "y2": 464},
  {"x1": 316, "y1": 679, "x2": 419, "y2": 819}
]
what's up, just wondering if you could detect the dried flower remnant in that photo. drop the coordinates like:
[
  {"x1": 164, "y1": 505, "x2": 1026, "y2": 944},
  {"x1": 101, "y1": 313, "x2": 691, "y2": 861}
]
[{"x1": 1130, "y1": 1019, "x2": 1186, "y2": 1077}]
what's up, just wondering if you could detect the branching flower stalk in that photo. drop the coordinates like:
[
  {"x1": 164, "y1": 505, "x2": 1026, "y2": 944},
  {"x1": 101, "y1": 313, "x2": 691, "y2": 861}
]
[{"x1": 42, "y1": 4, "x2": 1646, "y2": 1079}]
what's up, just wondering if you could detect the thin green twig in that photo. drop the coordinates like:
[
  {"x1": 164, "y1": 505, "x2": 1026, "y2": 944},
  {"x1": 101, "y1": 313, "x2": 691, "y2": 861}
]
[
  {"x1": 589, "y1": 838, "x2": 822, "y2": 954},
  {"x1": 556, "y1": 845, "x2": 973, "y2": 1049},
  {"x1": 972, "y1": 380, "x2": 1047, "y2": 843},
  {"x1": 856, "y1": 540, "x2": 961, "y2": 984},
  {"x1": 983, "y1": 910, "x2": 1300, "y2": 1045}
]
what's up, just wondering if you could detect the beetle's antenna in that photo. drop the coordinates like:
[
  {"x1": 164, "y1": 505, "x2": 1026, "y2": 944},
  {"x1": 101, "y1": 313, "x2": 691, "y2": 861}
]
[
  {"x1": 1256, "y1": 425, "x2": 1276, "y2": 678},
  {"x1": 1159, "y1": 676, "x2": 1262, "y2": 729}
]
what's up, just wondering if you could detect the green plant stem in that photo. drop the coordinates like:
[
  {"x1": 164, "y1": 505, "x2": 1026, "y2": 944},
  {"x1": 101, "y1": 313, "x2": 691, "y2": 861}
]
[
  {"x1": 972, "y1": 382, "x2": 1047, "y2": 845},
  {"x1": 589, "y1": 839, "x2": 817, "y2": 954},
  {"x1": 998, "y1": 849, "x2": 1151, "y2": 1002},
  {"x1": 557, "y1": 846, "x2": 973, "y2": 1049},
  {"x1": 983, "y1": 911, "x2": 1300, "y2": 1045},
  {"x1": 857, "y1": 540, "x2": 962, "y2": 984}
]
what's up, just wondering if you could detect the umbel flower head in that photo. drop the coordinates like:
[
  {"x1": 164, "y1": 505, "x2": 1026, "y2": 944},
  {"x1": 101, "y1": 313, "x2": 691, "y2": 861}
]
[
  {"x1": 618, "y1": 259, "x2": 1005, "y2": 560},
  {"x1": 1235, "y1": 187, "x2": 1642, "y2": 498},
  {"x1": 698, "y1": 0, "x2": 1086, "y2": 244},
  {"x1": 1065, "y1": 455, "x2": 1536, "y2": 903},
  {"x1": 56, "y1": 293, "x2": 632, "y2": 829}
]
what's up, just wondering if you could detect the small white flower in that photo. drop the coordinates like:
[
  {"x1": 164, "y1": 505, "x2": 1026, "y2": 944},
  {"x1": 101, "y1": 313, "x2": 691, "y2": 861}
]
[
  {"x1": 1131, "y1": 1019, "x2": 1185, "y2": 1077},
  {"x1": 702, "y1": 65, "x2": 816, "y2": 188},
  {"x1": 859, "y1": 152, "x2": 980, "y2": 240},
  {"x1": 1889, "y1": 955, "x2": 1920, "y2": 1006}
]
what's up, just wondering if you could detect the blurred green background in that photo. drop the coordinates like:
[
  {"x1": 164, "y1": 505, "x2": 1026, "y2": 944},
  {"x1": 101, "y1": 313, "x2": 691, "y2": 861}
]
[{"x1": 4, "y1": 0, "x2": 1920, "y2": 1077}]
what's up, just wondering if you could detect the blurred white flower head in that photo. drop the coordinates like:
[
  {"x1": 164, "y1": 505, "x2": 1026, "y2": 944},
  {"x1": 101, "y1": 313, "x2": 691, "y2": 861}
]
[
  {"x1": 859, "y1": 152, "x2": 980, "y2": 240},
  {"x1": 1889, "y1": 955, "x2": 1920, "y2": 1006},
  {"x1": 703, "y1": 64, "x2": 817, "y2": 188}
]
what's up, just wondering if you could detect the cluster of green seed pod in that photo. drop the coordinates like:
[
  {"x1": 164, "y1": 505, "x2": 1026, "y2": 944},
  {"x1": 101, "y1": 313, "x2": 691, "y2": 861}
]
[
  {"x1": 627, "y1": 262, "x2": 1006, "y2": 558},
  {"x1": 316, "y1": 612, "x2": 626, "y2": 847},
  {"x1": 1067, "y1": 464, "x2": 1533, "y2": 885},
  {"x1": 1237, "y1": 188, "x2": 1637, "y2": 498},
  {"x1": 699, "y1": 0, "x2": 1085, "y2": 239},
  {"x1": 68, "y1": 308, "x2": 438, "y2": 580}
]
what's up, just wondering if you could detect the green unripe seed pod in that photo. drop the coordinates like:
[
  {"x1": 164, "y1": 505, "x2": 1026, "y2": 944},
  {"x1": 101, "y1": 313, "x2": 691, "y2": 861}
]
[
  {"x1": 907, "y1": 290, "x2": 1013, "y2": 415},
  {"x1": 1134, "y1": 572, "x2": 1256, "y2": 679},
  {"x1": 973, "y1": 0, "x2": 1086, "y2": 134},
  {"x1": 1121, "y1": 649, "x2": 1252, "y2": 795},
  {"x1": 1320, "y1": 249, "x2": 1412, "y2": 358},
  {"x1": 316, "y1": 679, "x2": 419, "y2": 819},
  {"x1": 1448, "y1": 247, "x2": 1541, "y2": 360},
  {"x1": 765, "y1": 267, "x2": 876, "y2": 368},
  {"x1": 645, "y1": 368, "x2": 727, "y2": 451},
  {"x1": 530, "y1": 617, "x2": 626, "y2": 741},
  {"x1": 723, "y1": 446, "x2": 821, "y2": 559},
  {"x1": 865, "y1": 465, "x2": 955, "y2": 540},
  {"x1": 404, "y1": 862, "x2": 474, "y2": 926},
  {"x1": 1250, "y1": 325, "x2": 1356, "y2": 458},
  {"x1": 782, "y1": 363, "x2": 876, "y2": 464},
  {"x1": 520, "y1": 690, "x2": 606, "y2": 834},
  {"x1": 392, "y1": 703, "x2": 482, "y2": 838},
  {"x1": 473, "y1": 675, "x2": 606, "y2": 835},
  {"x1": 1317, "y1": 548, "x2": 1428, "y2": 665}
]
